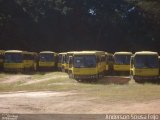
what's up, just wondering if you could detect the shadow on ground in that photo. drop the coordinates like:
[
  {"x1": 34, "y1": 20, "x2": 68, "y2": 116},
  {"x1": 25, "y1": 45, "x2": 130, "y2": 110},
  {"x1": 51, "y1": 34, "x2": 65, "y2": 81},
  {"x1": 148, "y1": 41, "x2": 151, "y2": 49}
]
[{"x1": 79, "y1": 76, "x2": 131, "y2": 85}]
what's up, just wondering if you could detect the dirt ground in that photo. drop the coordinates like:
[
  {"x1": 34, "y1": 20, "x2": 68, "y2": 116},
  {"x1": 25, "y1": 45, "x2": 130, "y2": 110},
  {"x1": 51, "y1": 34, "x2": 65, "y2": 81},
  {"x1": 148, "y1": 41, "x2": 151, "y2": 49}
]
[
  {"x1": 0, "y1": 91, "x2": 160, "y2": 114},
  {"x1": 0, "y1": 73, "x2": 160, "y2": 114}
]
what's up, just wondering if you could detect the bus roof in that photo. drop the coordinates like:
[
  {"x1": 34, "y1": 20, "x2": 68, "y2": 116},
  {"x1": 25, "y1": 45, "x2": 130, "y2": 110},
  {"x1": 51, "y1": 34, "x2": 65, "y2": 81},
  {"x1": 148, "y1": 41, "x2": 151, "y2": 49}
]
[
  {"x1": 105, "y1": 52, "x2": 113, "y2": 55},
  {"x1": 114, "y1": 52, "x2": 132, "y2": 55},
  {"x1": 39, "y1": 51, "x2": 55, "y2": 54},
  {"x1": 58, "y1": 52, "x2": 67, "y2": 55},
  {"x1": 0, "y1": 50, "x2": 5, "y2": 52},
  {"x1": 23, "y1": 51, "x2": 38, "y2": 55},
  {"x1": 73, "y1": 51, "x2": 105, "y2": 55},
  {"x1": 5, "y1": 50, "x2": 23, "y2": 53},
  {"x1": 134, "y1": 51, "x2": 158, "y2": 56},
  {"x1": 67, "y1": 51, "x2": 78, "y2": 54}
]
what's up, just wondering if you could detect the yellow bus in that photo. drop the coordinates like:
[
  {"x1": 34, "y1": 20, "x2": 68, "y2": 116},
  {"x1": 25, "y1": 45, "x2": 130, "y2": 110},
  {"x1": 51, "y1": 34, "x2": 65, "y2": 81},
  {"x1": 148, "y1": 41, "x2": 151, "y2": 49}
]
[
  {"x1": 23, "y1": 51, "x2": 38, "y2": 71},
  {"x1": 130, "y1": 51, "x2": 159, "y2": 83},
  {"x1": 68, "y1": 51, "x2": 106, "y2": 81},
  {"x1": 61, "y1": 52, "x2": 67, "y2": 72},
  {"x1": 113, "y1": 52, "x2": 132, "y2": 75},
  {"x1": 105, "y1": 52, "x2": 114, "y2": 74},
  {"x1": 38, "y1": 51, "x2": 57, "y2": 70},
  {"x1": 0, "y1": 50, "x2": 5, "y2": 70},
  {"x1": 4, "y1": 50, "x2": 24, "y2": 72}
]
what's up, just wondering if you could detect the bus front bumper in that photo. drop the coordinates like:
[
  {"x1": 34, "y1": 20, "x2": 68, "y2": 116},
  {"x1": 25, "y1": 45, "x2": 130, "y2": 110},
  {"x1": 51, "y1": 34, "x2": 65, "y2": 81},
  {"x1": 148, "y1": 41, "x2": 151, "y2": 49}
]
[
  {"x1": 133, "y1": 76, "x2": 159, "y2": 80},
  {"x1": 74, "y1": 74, "x2": 98, "y2": 80},
  {"x1": 4, "y1": 68, "x2": 24, "y2": 72},
  {"x1": 38, "y1": 66, "x2": 55, "y2": 71}
]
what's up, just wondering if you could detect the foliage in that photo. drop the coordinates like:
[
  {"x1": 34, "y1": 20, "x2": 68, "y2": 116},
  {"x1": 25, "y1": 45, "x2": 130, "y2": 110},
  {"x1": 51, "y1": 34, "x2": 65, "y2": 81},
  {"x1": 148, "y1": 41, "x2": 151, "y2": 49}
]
[{"x1": 0, "y1": 0, "x2": 159, "y2": 52}]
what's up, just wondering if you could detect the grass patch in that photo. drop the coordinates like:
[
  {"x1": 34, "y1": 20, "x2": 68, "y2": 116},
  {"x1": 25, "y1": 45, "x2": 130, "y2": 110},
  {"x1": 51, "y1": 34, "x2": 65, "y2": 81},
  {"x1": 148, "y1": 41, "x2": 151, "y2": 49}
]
[
  {"x1": 0, "y1": 72, "x2": 9, "y2": 80},
  {"x1": 0, "y1": 72, "x2": 160, "y2": 102},
  {"x1": 82, "y1": 82, "x2": 160, "y2": 102},
  {"x1": 31, "y1": 72, "x2": 66, "y2": 79}
]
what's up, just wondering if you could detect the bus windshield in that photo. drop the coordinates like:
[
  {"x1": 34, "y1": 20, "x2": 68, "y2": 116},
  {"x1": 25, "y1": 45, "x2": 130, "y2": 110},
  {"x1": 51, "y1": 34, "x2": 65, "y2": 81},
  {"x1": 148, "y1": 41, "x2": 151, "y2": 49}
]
[
  {"x1": 39, "y1": 53, "x2": 54, "y2": 62},
  {"x1": 114, "y1": 55, "x2": 131, "y2": 65},
  {"x1": 5, "y1": 53, "x2": 23, "y2": 63},
  {"x1": 135, "y1": 55, "x2": 159, "y2": 68},
  {"x1": 74, "y1": 55, "x2": 96, "y2": 68}
]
